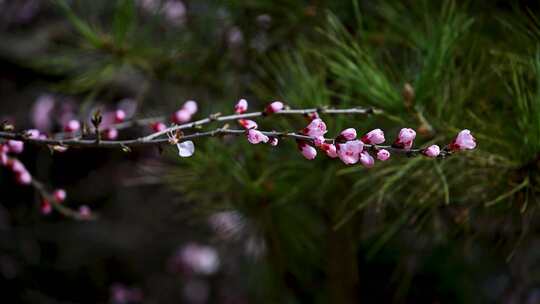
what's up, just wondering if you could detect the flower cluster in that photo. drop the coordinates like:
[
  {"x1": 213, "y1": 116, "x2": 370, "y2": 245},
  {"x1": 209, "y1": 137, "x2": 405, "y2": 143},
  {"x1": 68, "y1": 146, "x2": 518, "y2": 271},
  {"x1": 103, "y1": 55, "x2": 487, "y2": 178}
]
[
  {"x1": 236, "y1": 99, "x2": 284, "y2": 146},
  {"x1": 1, "y1": 135, "x2": 94, "y2": 218},
  {"x1": 237, "y1": 99, "x2": 477, "y2": 167},
  {"x1": 0, "y1": 95, "x2": 477, "y2": 219}
]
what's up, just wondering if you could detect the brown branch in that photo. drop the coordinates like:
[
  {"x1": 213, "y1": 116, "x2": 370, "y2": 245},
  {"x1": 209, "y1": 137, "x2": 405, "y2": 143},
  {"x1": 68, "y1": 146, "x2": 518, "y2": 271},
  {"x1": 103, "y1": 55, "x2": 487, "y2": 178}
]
[
  {"x1": 0, "y1": 128, "x2": 451, "y2": 158},
  {"x1": 49, "y1": 106, "x2": 377, "y2": 140},
  {"x1": 31, "y1": 176, "x2": 96, "y2": 221}
]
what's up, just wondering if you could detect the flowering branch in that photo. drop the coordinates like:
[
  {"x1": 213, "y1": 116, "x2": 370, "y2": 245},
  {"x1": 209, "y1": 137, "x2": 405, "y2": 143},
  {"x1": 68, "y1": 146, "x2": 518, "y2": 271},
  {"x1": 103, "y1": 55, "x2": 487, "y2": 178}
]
[
  {"x1": 0, "y1": 98, "x2": 476, "y2": 219},
  {"x1": 0, "y1": 128, "x2": 454, "y2": 157},
  {"x1": 31, "y1": 178, "x2": 95, "y2": 221}
]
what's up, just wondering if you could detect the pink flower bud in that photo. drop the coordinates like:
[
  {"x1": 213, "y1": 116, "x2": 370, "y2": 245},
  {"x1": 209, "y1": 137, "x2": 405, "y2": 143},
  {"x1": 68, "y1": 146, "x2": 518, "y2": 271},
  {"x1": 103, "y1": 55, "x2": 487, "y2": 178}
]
[
  {"x1": 8, "y1": 159, "x2": 26, "y2": 174},
  {"x1": 40, "y1": 199, "x2": 52, "y2": 215},
  {"x1": 449, "y1": 129, "x2": 476, "y2": 151},
  {"x1": 265, "y1": 101, "x2": 284, "y2": 114},
  {"x1": 376, "y1": 149, "x2": 390, "y2": 161},
  {"x1": 26, "y1": 129, "x2": 40, "y2": 139},
  {"x1": 234, "y1": 99, "x2": 248, "y2": 114},
  {"x1": 0, "y1": 153, "x2": 7, "y2": 166},
  {"x1": 340, "y1": 128, "x2": 357, "y2": 141},
  {"x1": 7, "y1": 140, "x2": 24, "y2": 154},
  {"x1": 247, "y1": 129, "x2": 269, "y2": 144},
  {"x1": 303, "y1": 118, "x2": 327, "y2": 137},
  {"x1": 423, "y1": 145, "x2": 440, "y2": 158},
  {"x1": 104, "y1": 128, "x2": 118, "y2": 140},
  {"x1": 64, "y1": 120, "x2": 81, "y2": 132},
  {"x1": 337, "y1": 140, "x2": 364, "y2": 165},
  {"x1": 172, "y1": 109, "x2": 192, "y2": 124},
  {"x1": 298, "y1": 142, "x2": 317, "y2": 160},
  {"x1": 361, "y1": 129, "x2": 385, "y2": 144},
  {"x1": 79, "y1": 205, "x2": 92, "y2": 219},
  {"x1": 183, "y1": 100, "x2": 198, "y2": 115},
  {"x1": 313, "y1": 136, "x2": 325, "y2": 147},
  {"x1": 394, "y1": 128, "x2": 416, "y2": 150},
  {"x1": 114, "y1": 109, "x2": 126, "y2": 123},
  {"x1": 53, "y1": 189, "x2": 67, "y2": 203},
  {"x1": 16, "y1": 171, "x2": 32, "y2": 185},
  {"x1": 151, "y1": 122, "x2": 167, "y2": 132},
  {"x1": 268, "y1": 137, "x2": 279, "y2": 146},
  {"x1": 177, "y1": 141, "x2": 195, "y2": 157},
  {"x1": 321, "y1": 143, "x2": 338, "y2": 158},
  {"x1": 238, "y1": 119, "x2": 258, "y2": 130},
  {"x1": 360, "y1": 151, "x2": 375, "y2": 168}
]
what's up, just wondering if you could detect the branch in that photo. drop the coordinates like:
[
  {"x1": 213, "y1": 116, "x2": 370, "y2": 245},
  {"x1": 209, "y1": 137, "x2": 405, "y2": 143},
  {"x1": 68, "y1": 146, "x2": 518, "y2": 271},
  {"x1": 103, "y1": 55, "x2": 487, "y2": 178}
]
[
  {"x1": 144, "y1": 106, "x2": 378, "y2": 141},
  {"x1": 49, "y1": 106, "x2": 377, "y2": 140},
  {"x1": 0, "y1": 128, "x2": 452, "y2": 157},
  {"x1": 31, "y1": 179, "x2": 96, "y2": 221}
]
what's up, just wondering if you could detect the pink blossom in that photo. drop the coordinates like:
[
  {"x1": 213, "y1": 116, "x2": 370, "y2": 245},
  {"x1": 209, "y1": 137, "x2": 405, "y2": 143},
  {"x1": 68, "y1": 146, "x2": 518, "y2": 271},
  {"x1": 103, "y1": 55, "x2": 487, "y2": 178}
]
[
  {"x1": 179, "y1": 243, "x2": 220, "y2": 275},
  {"x1": 265, "y1": 101, "x2": 284, "y2": 114},
  {"x1": 31, "y1": 94, "x2": 55, "y2": 131},
  {"x1": 227, "y1": 27, "x2": 244, "y2": 47},
  {"x1": 238, "y1": 119, "x2": 258, "y2": 130},
  {"x1": 361, "y1": 129, "x2": 385, "y2": 145},
  {"x1": 114, "y1": 110, "x2": 126, "y2": 123},
  {"x1": 79, "y1": 205, "x2": 92, "y2": 219},
  {"x1": 298, "y1": 142, "x2": 317, "y2": 160},
  {"x1": 64, "y1": 120, "x2": 81, "y2": 133},
  {"x1": 303, "y1": 118, "x2": 327, "y2": 137},
  {"x1": 7, "y1": 140, "x2": 24, "y2": 154},
  {"x1": 360, "y1": 151, "x2": 375, "y2": 168},
  {"x1": 53, "y1": 189, "x2": 67, "y2": 203},
  {"x1": 376, "y1": 149, "x2": 390, "y2": 161},
  {"x1": 423, "y1": 145, "x2": 440, "y2": 158},
  {"x1": 177, "y1": 141, "x2": 195, "y2": 157},
  {"x1": 394, "y1": 128, "x2": 416, "y2": 150},
  {"x1": 117, "y1": 98, "x2": 138, "y2": 119},
  {"x1": 235, "y1": 99, "x2": 248, "y2": 114},
  {"x1": 321, "y1": 143, "x2": 338, "y2": 158},
  {"x1": 172, "y1": 109, "x2": 191, "y2": 124},
  {"x1": 183, "y1": 100, "x2": 198, "y2": 115},
  {"x1": 313, "y1": 136, "x2": 325, "y2": 147},
  {"x1": 163, "y1": 0, "x2": 187, "y2": 26},
  {"x1": 340, "y1": 128, "x2": 357, "y2": 141},
  {"x1": 8, "y1": 159, "x2": 26, "y2": 174},
  {"x1": 247, "y1": 129, "x2": 269, "y2": 144},
  {"x1": 449, "y1": 129, "x2": 476, "y2": 151},
  {"x1": 151, "y1": 122, "x2": 167, "y2": 132},
  {"x1": 208, "y1": 211, "x2": 244, "y2": 240},
  {"x1": 0, "y1": 152, "x2": 7, "y2": 166},
  {"x1": 337, "y1": 140, "x2": 364, "y2": 165},
  {"x1": 16, "y1": 171, "x2": 32, "y2": 185},
  {"x1": 268, "y1": 137, "x2": 279, "y2": 146},
  {"x1": 104, "y1": 128, "x2": 118, "y2": 140},
  {"x1": 25, "y1": 129, "x2": 40, "y2": 139},
  {"x1": 40, "y1": 200, "x2": 52, "y2": 215},
  {"x1": 110, "y1": 284, "x2": 143, "y2": 304}
]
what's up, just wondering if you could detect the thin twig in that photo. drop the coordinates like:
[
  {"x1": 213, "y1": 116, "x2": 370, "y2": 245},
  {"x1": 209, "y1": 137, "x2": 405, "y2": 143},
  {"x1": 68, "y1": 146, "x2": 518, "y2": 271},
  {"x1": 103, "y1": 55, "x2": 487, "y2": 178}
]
[
  {"x1": 0, "y1": 128, "x2": 451, "y2": 157},
  {"x1": 31, "y1": 178, "x2": 96, "y2": 221},
  {"x1": 50, "y1": 106, "x2": 377, "y2": 140}
]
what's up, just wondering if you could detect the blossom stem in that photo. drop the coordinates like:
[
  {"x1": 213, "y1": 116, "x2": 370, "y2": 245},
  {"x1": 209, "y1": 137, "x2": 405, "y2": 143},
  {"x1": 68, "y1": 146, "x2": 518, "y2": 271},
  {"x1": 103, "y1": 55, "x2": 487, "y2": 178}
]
[
  {"x1": 31, "y1": 177, "x2": 96, "y2": 220},
  {"x1": 0, "y1": 128, "x2": 451, "y2": 158}
]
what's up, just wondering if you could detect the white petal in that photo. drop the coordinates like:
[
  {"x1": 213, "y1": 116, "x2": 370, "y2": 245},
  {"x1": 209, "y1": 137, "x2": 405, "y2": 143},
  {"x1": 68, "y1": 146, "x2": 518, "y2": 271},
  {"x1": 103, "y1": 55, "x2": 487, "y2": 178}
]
[{"x1": 177, "y1": 141, "x2": 195, "y2": 157}]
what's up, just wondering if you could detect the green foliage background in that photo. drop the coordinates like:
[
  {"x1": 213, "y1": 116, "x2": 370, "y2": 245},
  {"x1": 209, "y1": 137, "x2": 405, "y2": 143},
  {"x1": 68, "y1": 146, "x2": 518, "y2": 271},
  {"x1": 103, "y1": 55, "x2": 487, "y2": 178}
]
[{"x1": 4, "y1": 0, "x2": 540, "y2": 302}]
